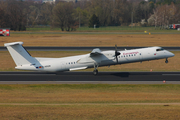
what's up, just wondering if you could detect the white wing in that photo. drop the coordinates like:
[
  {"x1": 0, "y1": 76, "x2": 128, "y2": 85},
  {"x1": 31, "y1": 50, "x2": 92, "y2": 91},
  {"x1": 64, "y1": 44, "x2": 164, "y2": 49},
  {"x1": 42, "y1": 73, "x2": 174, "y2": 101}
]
[
  {"x1": 90, "y1": 48, "x2": 102, "y2": 56},
  {"x1": 77, "y1": 48, "x2": 103, "y2": 64}
]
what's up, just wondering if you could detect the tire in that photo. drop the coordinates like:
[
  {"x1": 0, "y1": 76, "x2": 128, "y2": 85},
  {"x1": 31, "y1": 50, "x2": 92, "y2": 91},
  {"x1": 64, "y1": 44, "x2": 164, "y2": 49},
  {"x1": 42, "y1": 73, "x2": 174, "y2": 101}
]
[
  {"x1": 165, "y1": 60, "x2": 168, "y2": 63},
  {"x1": 93, "y1": 69, "x2": 98, "y2": 75}
]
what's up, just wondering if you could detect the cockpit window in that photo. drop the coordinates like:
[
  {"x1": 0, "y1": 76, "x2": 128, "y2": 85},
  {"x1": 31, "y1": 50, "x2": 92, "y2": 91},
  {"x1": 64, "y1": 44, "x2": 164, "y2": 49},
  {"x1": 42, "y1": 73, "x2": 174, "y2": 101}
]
[{"x1": 156, "y1": 48, "x2": 164, "y2": 51}]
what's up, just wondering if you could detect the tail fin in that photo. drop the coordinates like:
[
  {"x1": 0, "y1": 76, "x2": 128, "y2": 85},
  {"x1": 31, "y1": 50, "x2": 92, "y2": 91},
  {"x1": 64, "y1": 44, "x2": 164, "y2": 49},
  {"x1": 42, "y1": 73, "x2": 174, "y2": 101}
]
[{"x1": 4, "y1": 42, "x2": 36, "y2": 66}]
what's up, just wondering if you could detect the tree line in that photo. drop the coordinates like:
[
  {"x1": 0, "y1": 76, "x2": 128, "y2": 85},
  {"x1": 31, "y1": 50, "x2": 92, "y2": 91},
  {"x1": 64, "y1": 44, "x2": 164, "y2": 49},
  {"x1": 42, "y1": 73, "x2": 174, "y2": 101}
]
[{"x1": 0, "y1": 0, "x2": 180, "y2": 31}]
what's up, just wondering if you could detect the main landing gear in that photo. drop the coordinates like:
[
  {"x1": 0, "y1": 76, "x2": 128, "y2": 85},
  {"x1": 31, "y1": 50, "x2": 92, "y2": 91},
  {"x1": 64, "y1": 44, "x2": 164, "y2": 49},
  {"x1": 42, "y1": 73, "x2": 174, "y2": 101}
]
[
  {"x1": 93, "y1": 69, "x2": 98, "y2": 75},
  {"x1": 165, "y1": 58, "x2": 168, "y2": 63},
  {"x1": 93, "y1": 63, "x2": 99, "y2": 75}
]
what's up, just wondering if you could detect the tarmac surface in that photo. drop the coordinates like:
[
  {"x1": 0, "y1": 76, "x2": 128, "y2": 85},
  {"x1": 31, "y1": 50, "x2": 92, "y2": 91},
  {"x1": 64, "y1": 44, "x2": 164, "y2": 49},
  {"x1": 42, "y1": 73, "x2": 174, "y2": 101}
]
[{"x1": 0, "y1": 72, "x2": 180, "y2": 84}]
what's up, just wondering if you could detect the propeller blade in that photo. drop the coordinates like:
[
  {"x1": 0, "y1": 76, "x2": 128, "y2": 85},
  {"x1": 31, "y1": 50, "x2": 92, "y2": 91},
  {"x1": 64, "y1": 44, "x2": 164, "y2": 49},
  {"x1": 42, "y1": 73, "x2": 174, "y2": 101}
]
[
  {"x1": 115, "y1": 44, "x2": 120, "y2": 63},
  {"x1": 116, "y1": 56, "x2": 118, "y2": 63}
]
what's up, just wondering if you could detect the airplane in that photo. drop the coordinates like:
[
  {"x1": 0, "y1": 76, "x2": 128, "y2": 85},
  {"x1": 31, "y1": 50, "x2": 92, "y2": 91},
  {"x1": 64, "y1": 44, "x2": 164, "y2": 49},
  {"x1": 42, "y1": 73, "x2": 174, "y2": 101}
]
[{"x1": 4, "y1": 42, "x2": 174, "y2": 75}]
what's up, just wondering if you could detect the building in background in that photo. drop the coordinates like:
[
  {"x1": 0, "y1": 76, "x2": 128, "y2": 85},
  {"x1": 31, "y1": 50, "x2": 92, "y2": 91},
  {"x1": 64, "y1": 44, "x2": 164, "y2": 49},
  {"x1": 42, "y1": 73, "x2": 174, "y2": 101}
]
[
  {"x1": 43, "y1": 0, "x2": 86, "y2": 3},
  {"x1": 43, "y1": 0, "x2": 56, "y2": 3}
]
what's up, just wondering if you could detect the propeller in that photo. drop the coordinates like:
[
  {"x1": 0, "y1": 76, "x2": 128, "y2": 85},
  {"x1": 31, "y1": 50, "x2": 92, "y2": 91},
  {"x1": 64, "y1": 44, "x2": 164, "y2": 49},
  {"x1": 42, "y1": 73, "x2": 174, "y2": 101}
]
[{"x1": 115, "y1": 45, "x2": 120, "y2": 63}]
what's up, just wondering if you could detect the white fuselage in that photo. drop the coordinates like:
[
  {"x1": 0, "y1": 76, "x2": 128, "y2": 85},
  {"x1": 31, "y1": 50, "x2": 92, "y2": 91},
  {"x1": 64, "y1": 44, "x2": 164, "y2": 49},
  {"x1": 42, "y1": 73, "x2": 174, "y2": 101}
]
[{"x1": 15, "y1": 46, "x2": 174, "y2": 72}]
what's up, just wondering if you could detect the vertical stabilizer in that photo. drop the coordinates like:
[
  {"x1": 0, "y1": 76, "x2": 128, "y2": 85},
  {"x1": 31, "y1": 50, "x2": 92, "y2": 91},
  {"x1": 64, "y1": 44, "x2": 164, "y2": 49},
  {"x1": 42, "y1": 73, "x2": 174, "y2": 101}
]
[{"x1": 4, "y1": 42, "x2": 36, "y2": 66}]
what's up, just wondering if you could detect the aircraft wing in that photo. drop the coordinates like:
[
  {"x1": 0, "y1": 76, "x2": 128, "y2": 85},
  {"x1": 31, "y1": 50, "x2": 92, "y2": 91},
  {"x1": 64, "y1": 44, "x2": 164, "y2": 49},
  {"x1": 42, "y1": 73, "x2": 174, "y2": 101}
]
[
  {"x1": 90, "y1": 48, "x2": 102, "y2": 57},
  {"x1": 77, "y1": 48, "x2": 103, "y2": 64}
]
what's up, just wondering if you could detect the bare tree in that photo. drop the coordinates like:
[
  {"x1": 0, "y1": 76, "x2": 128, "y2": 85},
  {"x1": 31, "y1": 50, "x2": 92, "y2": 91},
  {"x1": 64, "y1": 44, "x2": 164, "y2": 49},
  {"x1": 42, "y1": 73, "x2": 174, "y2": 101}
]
[
  {"x1": 0, "y1": 8, "x2": 8, "y2": 28},
  {"x1": 52, "y1": 2, "x2": 76, "y2": 31},
  {"x1": 170, "y1": 3, "x2": 180, "y2": 24},
  {"x1": 27, "y1": 3, "x2": 42, "y2": 26},
  {"x1": 86, "y1": 0, "x2": 132, "y2": 26},
  {"x1": 1, "y1": 0, "x2": 179, "y2": 30},
  {"x1": 6, "y1": 0, "x2": 27, "y2": 31},
  {"x1": 0, "y1": 1, "x2": 10, "y2": 28},
  {"x1": 39, "y1": 3, "x2": 54, "y2": 25},
  {"x1": 153, "y1": 8, "x2": 159, "y2": 29},
  {"x1": 149, "y1": 3, "x2": 179, "y2": 29}
]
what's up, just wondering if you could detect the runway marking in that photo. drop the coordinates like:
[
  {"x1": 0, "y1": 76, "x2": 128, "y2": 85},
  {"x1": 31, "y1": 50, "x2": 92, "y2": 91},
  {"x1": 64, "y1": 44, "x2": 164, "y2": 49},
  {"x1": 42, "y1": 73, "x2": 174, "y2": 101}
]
[{"x1": 0, "y1": 103, "x2": 180, "y2": 106}]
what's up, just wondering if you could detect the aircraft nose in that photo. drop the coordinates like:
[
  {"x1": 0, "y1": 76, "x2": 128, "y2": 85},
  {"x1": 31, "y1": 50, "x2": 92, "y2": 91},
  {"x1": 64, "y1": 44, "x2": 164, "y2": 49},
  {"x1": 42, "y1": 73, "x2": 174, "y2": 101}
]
[
  {"x1": 170, "y1": 52, "x2": 175, "y2": 57},
  {"x1": 166, "y1": 51, "x2": 175, "y2": 57}
]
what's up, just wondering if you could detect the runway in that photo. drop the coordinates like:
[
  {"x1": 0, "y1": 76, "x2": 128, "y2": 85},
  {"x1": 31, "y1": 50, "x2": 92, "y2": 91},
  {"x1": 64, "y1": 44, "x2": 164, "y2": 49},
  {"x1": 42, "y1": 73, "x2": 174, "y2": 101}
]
[{"x1": 0, "y1": 72, "x2": 180, "y2": 84}]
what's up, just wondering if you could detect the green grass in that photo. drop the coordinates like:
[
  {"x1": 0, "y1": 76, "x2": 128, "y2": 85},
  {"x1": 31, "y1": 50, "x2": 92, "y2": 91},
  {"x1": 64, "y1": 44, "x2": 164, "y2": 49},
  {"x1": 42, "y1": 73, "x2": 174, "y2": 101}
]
[
  {"x1": 26, "y1": 26, "x2": 180, "y2": 33},
  {"x1": 26, "y1": 27, "x2": 62, "y2": 31},
  {"x1": 77, "y1": 26, "x2": 176, "y2": 32},
  {"x1": 1, "y1": 84, "x2": 179, "y2": 90},
  {"x1": 0, "y1": 84, "x2": 179, "y2": 92},
  {"x1": 1, "y1": 105, "x2": 180, "y2": 120},
  {"x1": 1, "y1": 84, "x2": 180, "y2": 119},
  {"x1": 0, "y1": 84, "x2": 180, "y2": 103}
]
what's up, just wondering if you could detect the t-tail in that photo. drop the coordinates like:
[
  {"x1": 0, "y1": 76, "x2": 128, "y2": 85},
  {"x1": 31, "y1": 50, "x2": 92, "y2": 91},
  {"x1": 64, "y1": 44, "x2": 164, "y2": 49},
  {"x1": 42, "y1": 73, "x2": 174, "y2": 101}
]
[{"x1": 4, "y1": 42, "x2": 37, "y2": 70}]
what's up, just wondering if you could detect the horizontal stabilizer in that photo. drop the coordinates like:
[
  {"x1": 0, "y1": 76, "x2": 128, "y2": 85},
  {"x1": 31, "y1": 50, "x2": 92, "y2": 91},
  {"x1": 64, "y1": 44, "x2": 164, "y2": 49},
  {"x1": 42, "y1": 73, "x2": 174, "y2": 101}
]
[{"x1": 4, "y1": 42, "x2": 23, "y2": 47}]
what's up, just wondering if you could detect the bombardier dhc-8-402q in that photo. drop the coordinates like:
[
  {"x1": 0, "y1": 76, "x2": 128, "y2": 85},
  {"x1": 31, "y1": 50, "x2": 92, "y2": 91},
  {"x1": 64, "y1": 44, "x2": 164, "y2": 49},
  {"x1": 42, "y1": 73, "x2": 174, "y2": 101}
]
[{"x1": 5, "y1": 42, "x2": 175, "y2": 75}]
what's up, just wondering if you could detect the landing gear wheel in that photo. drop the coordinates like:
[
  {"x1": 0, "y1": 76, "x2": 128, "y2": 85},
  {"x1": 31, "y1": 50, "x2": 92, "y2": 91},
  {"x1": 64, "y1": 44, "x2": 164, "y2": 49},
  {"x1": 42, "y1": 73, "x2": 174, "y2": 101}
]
[
  {"x1": 165, "y1": 58, "x2": 168, "y2": 64},
  {"x1": 93, "y1": 69, "x2": 98, "y2": 75},
  {"x1": 93, "y1": 63, "x2": 99, "y2": 75}
]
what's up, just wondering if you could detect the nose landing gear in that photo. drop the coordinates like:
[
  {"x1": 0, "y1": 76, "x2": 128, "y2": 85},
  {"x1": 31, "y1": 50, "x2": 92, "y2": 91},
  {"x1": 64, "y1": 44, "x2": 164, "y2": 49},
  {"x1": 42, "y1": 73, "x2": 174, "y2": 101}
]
[{"x1": 165, "y1": 58, "x2": 168, "y2": 63}]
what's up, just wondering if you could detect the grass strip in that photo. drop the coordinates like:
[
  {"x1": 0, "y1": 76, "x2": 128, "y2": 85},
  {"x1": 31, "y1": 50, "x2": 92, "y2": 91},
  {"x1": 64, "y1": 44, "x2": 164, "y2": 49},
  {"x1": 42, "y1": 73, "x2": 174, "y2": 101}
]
[
  {"x1": 0, "y1": 84, "x2": 180, "y2": 119},
  {"x1": 0, "y1": 84, "x2": 180, "y2": 104}
]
